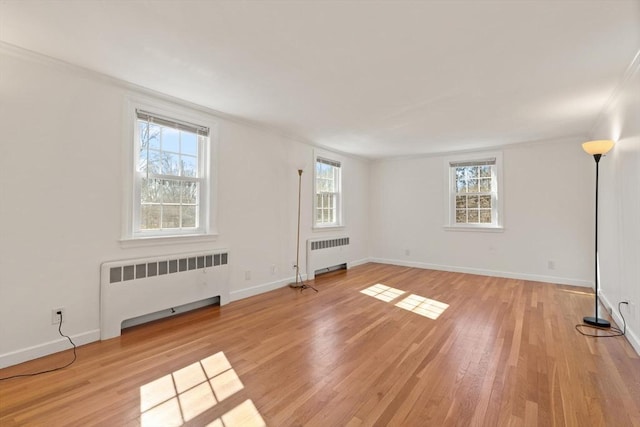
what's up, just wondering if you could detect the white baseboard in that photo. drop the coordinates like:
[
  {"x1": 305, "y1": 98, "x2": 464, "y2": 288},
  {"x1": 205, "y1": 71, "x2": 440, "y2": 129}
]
[
  {"x1": 348, "y1": 258, "x2": 370, "y2": 269},
  {"x1": 599, "y1": 294, "x2": 640, "y2": 356},
  {"x1": 368, "y1": 258, "x2": 592, "y2": 287},
  {"x1": 0, "y1": 329, "x2": 100, "y2": 370},
  {"x1": 229, "y1": 274, "x2": 308, "y2": 302}
]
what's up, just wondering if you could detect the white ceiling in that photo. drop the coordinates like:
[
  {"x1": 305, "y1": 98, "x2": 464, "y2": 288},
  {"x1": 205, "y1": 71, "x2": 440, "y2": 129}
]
[{"x1": 1, "y1": 1, "x2": 639, "y2": 158}]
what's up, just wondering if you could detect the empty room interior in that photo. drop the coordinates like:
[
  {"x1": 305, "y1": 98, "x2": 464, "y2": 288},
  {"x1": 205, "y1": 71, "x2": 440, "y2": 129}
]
[{"x1": 1, "y1": 1, "x2": 639, "y2": 426}]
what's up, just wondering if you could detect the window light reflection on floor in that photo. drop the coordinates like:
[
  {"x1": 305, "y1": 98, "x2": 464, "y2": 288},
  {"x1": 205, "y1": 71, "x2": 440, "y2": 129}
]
[
  {"x1": 360, "y1": 284, "x2": 449, "y2": 320},
  {"x1": 140, "y1": 351, "x2": 266, "y2": 427},
  {"x1": 360, "y1": 283, "x2": 406, "y2": 302},
  {"x1": 395, "y1": 294, "x2": 449, "y2": 320}
]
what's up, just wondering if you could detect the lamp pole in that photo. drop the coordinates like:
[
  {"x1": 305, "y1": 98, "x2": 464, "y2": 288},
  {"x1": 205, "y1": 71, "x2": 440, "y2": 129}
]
[
  {"x1": 290, "y1": 169, "x2": 303, "y2": 288},
  {"x1": 581, "y1": 140, "x2": 614, "y2": 328}
]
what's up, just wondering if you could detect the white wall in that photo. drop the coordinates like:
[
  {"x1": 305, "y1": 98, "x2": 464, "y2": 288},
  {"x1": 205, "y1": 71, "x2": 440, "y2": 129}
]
[
  {"x1": 0, "y1": 47, "x2": 370, "y2": 367},
  {"x1": 369, "y1": 138, "x2": 594, "y2": 286},
  {"x1": 592, "y1": 57, "x2": 640, "y2": 354}
]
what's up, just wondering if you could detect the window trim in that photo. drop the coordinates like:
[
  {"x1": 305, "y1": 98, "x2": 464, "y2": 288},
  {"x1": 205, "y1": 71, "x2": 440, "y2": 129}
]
[
  {"x1": 313, "y1": 150, "x2": 343, "y2": 229},
  {"x1": 121, "y1": 96, "x2": 218, "y2": 244},
  {"x1": 444, "y1": 151, "x2": 504, "y2": 231}
]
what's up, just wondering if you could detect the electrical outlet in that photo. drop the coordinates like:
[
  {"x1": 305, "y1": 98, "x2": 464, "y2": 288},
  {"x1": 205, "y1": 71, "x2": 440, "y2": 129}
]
[
  {"x1": 271, "y1": 264, "x2": 277, "y2": 275},
  {"x1": 245, "y1": 270, "x2": 251, "y2": 280},
  {"x1": 547, "y1": 260, "x2": 555, "y2": 270},
  {"x1": 51, "y1": 307, "x2": 65, "y2": 325}
]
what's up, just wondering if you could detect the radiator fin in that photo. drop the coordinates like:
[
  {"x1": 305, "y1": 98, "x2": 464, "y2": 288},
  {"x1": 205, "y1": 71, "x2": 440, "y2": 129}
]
[
  {"x1": 108, "y1": 252, "x2": 229, "y2": 284},
  {"x1": 310, "y1": 237, "x2": 349, "y2": 251}
]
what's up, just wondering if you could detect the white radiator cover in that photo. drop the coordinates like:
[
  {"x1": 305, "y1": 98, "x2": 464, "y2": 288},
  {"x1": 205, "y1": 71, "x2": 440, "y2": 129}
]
[
  {"x1": 306, "y1": 237, "x2": 349, "y2": 280},
  {"x1": 100, "y1": 250, "x2": 230, "y2": 340}
]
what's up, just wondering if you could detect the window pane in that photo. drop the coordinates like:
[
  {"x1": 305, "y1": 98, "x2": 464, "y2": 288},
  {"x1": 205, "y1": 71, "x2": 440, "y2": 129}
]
[
  {"x1": 181, "y1": 181, "x2": 198, "y2": 204},
  {"x1": 162, "y1": 180, "x2": 182, "y2": 204},
  {"x1": 145, "y1": 149, "x2": 162, "y2": 174},
  {"x1": 139, "y1": 121, "x2": 161, "y2": 150},
  {"x1": 468, "y1": 210, "x2": 479, "y2": 223},
  {"x1": 181, "y1": 132, "x2": 198, "y2": 156},
  {"x1": 479, "y1": 195, "x2": 492, "y2": 208},
  {"x1": 467, "y1": 166, "x2": 478, "y2": 179},
  {"x1": 141, "y1": 205, "x2": 161, "y2": 230},
  {"x1": 141, "y1": 178, "x2": 162, "y2": 203},
  {"x1": 181, "y1": 155, "x2": 197, "y2": 177},
  {"x1": 480, "y1": 165, "x2": 491, "y2": 177},
  {"x1": 162, "y1": 205, "x2": 180, "y2": 228},
  {"x1": 468, "y1": 178, "x2": 479, "y2": 192},
  {"x1": 456, "y1": 168, "x2": 467, "y2": 193},
  {"x1": 456, "y1": 209, "x2": 466, "y2": 223},
  {"x1": 468, "y1": 195, "x2": 479, "y2": 208},
  {"x1": 480, "y1": 178, "x2": 491, "y2": 192},
  {"x1": 162, "y1": 127, "x2": 180, "y2": 153},
  {"x1": 182, "y1": 205, "x2": 196, "y2": 228},
  {"x1": 161, "y1": 152, "x2": 180, "y2": 176},
  {"x1": 480, "y1": 209, "x2": 492, "y2": 223},
  {"x1": 456, "y1": 195, "x2": 466, "y2": 208}
]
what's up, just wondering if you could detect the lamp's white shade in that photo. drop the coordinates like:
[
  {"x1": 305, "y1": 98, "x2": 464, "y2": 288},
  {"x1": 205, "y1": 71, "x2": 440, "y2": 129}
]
[{"x1": 582, "y1": 140, "x2": 615, "y2": 155}]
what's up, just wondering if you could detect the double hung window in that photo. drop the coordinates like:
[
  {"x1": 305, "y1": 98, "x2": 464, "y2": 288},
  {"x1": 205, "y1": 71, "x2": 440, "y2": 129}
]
[
  {"x1": 314, "y1": 157, "x2": 342, "y2": 227},
  {"x1": 447, "y1": 153, "x2": 502, "y2": 229},
  {"x1": 133, "y1": 109, "x2": 210, "y2": 238}
]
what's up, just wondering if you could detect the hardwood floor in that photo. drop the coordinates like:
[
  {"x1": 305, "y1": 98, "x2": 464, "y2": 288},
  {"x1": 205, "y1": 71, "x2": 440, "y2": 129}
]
[{"x1": 1, "y1": 263, "x2": 639, "y2": 426}]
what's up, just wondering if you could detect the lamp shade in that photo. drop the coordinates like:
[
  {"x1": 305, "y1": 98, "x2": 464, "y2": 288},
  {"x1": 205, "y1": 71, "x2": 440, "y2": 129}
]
[{"x1": 582, "y1": 140, "x2": 615, "y2": 155}]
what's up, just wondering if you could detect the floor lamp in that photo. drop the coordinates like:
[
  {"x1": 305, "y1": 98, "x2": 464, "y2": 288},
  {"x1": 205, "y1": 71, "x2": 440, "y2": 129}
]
[
  {"x1": 289, "y1": 169, "x2": 318, "y2": 292},
  {"x1": 582, "y1": 139, "x2": 614, "y2": 328}
]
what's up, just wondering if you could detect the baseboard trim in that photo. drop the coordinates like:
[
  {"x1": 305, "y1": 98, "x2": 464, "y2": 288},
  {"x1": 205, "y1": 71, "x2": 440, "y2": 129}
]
[
  {"x1": 368, "y1": 258, "x2": 592, "y2": 287},
  {"x1": 348, "y1": 258, "x2": 370, "y2": 269},
  {"x1": 0, "y1": 329, "x2": 100, "y2": 369},
  {"x1": 599, "y1": 293, "x2": 640, "y2": 356},
  {"x1": 229, "y1": 274, "x2": 308, "y2": 302}
]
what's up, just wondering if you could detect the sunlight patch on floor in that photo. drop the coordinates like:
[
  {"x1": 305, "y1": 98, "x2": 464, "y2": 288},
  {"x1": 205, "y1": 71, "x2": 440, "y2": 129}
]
[
  {"x1": 140, "y1": 351, "x2": 265, "y2": 426},
  {"x1": 360, "y1": 283, "x2": 406, "y2": 302},
  {"x1": 360, "y1": 284, "x2": 449, "y2": 320},
  {"x1": 395, "y1": 294, "x2": 449, "y2": 319}
]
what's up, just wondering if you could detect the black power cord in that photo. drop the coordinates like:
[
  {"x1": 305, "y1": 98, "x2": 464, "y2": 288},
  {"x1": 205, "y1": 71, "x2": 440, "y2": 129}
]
[
  {"x1": 0, "y1": 311, "x2": 77, "y2": 381},
  {"x1": 575, "y1": 301, "x2": 628, "y2": 338}
]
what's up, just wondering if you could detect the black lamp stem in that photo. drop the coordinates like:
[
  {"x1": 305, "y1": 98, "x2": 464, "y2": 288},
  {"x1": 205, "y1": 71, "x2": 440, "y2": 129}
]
[
  {"x1": 290, "y1": 169, "x2": 303, "y2": 288},
  {"x1": 583, "y1": 154, "x2": 610, "y2": 328}
]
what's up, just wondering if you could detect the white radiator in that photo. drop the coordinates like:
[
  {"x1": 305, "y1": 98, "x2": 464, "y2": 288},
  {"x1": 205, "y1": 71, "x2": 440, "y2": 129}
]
[
  {"x1": 306, "y1": 237, "x2": 349, "y2": 280},
  {"x1": 100, "y1": 250, "x2": 230, "y2": 340}
]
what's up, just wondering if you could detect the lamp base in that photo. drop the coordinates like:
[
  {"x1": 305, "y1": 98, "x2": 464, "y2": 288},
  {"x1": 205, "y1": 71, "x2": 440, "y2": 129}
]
[
  {"x1": 288, "y1": 282, "x2": 304, "y2": 289},
  {"x1": 583, "y1": 316, "x2": 611, "y2": 328}
]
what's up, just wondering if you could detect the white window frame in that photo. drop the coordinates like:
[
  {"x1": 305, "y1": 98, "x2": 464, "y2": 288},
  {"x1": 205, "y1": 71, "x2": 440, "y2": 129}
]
[
  {"x1": 122, "y1": 96, "x2": 217, "y2": 244},
  {"x1": 444, "y1": 151, "x2": 503, "y2": 231},
  {"x1": 313, "y1": 151, "x2": 343, "y2": 229}
]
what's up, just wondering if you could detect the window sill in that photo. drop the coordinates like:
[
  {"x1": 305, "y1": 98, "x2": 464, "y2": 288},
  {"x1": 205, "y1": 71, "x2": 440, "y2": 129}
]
[
  {"x1": 443, "y1": 225, "x2": 504, "y2": 233},
  {"x1": 120, "y1": 233, "x2": 219, "y2": 248},
  {"x1": 313, "y1": 225, "x2": 345, "y2": 232}
]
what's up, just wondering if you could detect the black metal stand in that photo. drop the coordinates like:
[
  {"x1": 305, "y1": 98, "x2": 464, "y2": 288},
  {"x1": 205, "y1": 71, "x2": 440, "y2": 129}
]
[{"x1": 583, "y1": 154, "x2": 610, "y2": 328}]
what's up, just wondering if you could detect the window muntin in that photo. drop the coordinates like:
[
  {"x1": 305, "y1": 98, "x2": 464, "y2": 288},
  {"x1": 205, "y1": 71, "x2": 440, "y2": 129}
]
[
  {"x1": 134, "y1": 109, "x2": 209, "y2": 237},
  {"x1": 314, "y1": 157, "x2": 342, "y2": 227},
  {"x1": 448, "y1": 157, "x2": 500, "y2": 228}
]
